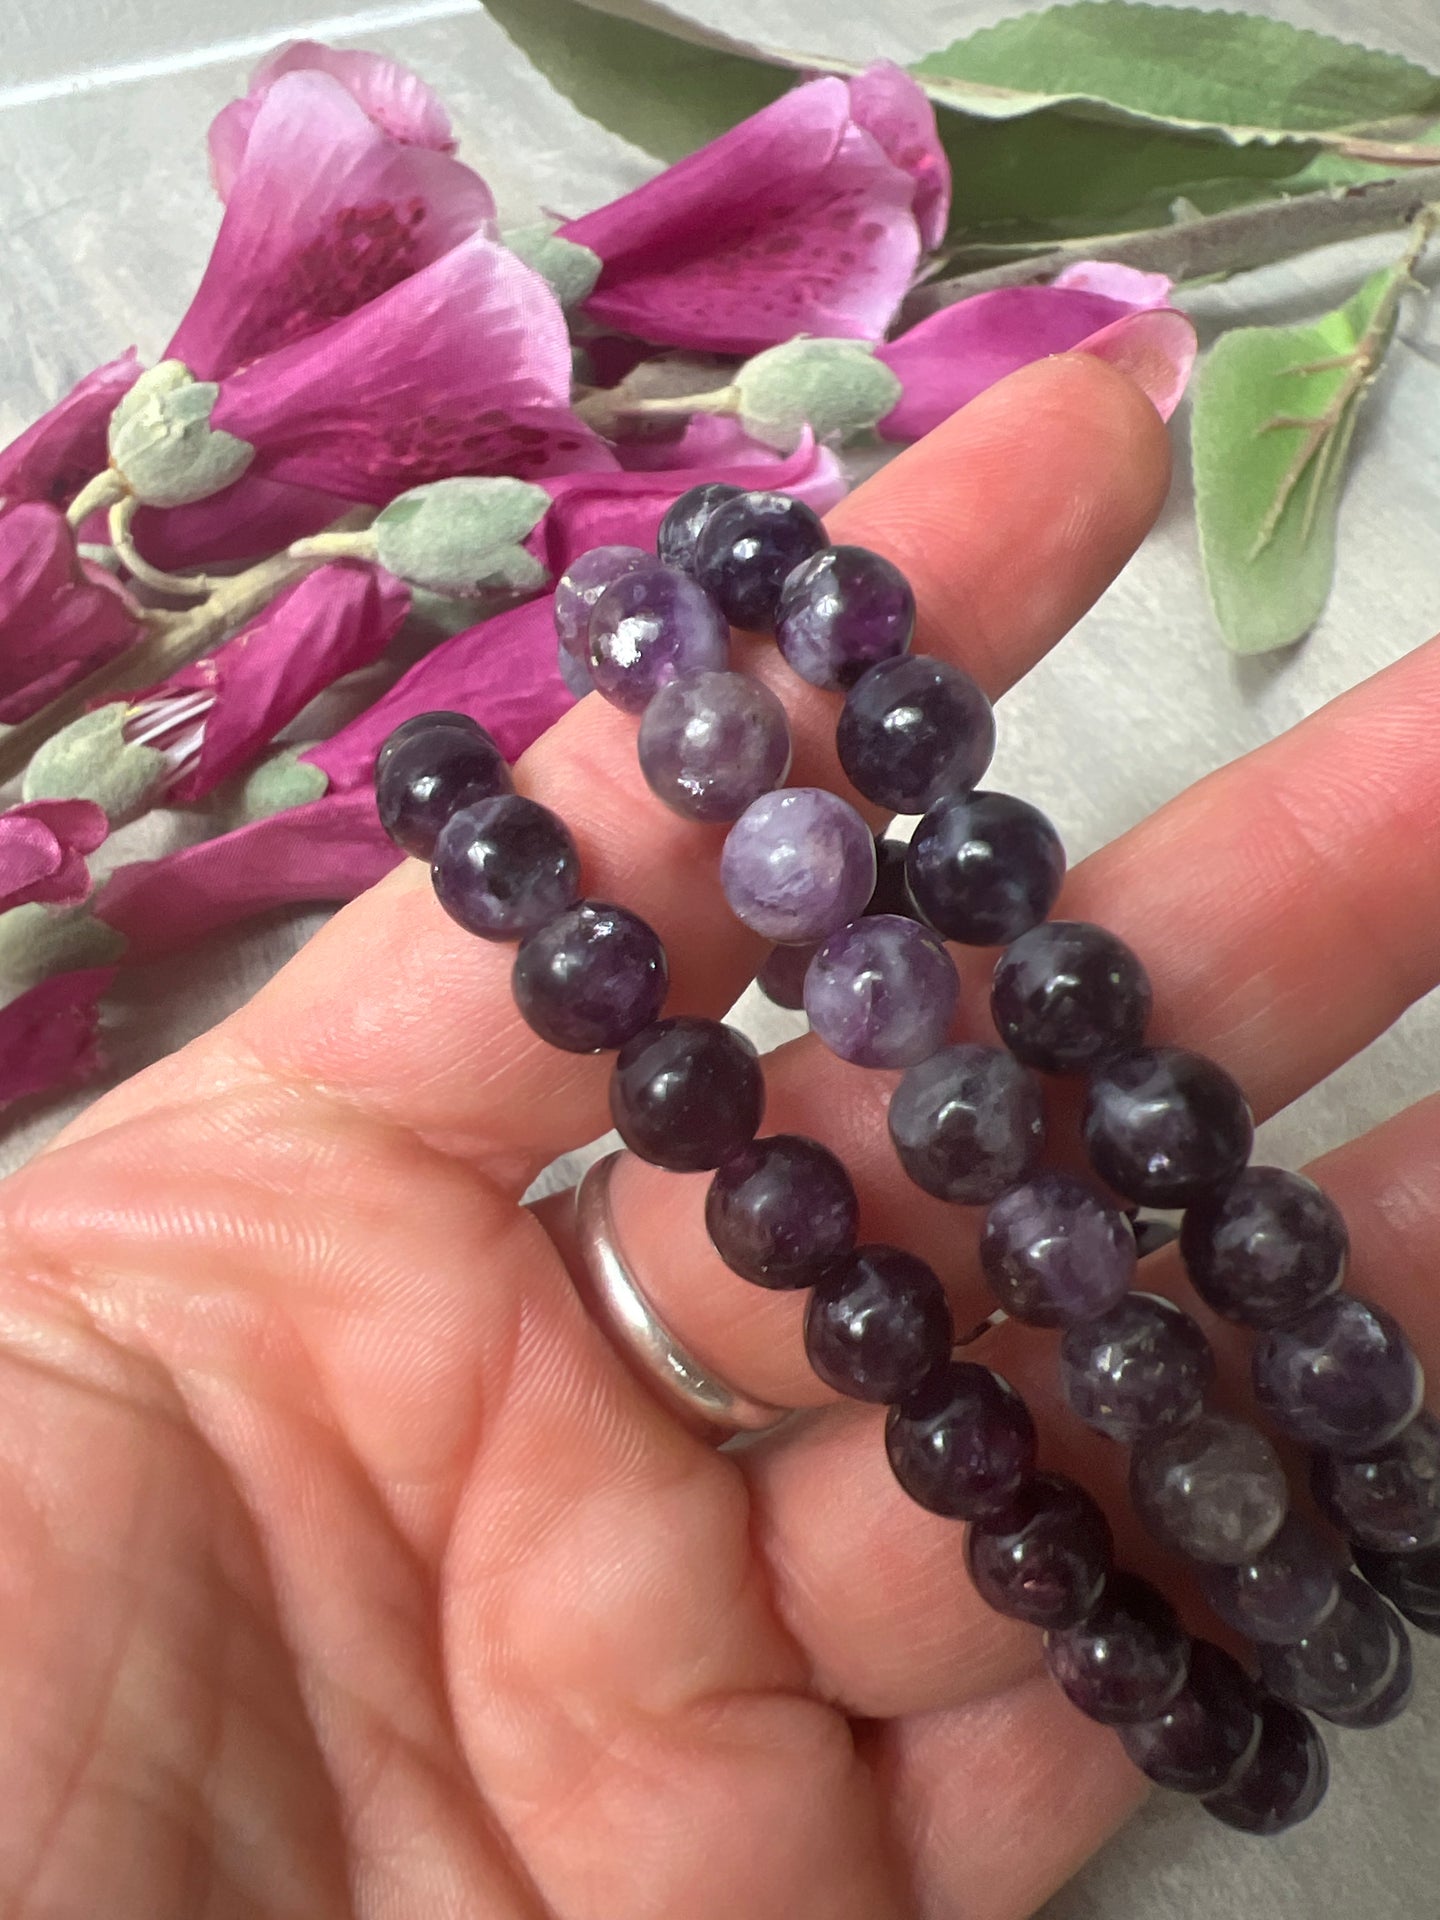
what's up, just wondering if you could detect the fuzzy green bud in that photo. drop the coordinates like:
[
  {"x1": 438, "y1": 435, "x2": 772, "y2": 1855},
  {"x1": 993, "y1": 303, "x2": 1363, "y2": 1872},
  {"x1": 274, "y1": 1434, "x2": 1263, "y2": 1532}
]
[
  {"x1": 375, "y1": 477, "x2": 551, "y2": 598},
  {"x1": 108, "y1": 360, "x2": 255, "y2": 508},
  {"x1": 735, "y1": 339, "x2": 902, "y2": 452},
  {"x1": 504, "y1": 225, "x2": 602, "y2": 310},
  {"x1": 22, "y1": 705, "x2": 168, "y2": 823}
]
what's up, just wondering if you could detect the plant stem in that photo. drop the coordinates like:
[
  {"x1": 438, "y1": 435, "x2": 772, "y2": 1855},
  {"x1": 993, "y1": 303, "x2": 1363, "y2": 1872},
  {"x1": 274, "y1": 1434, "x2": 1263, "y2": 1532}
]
[
  {"x1": 65, "y1": 469, "x2": 127, "y2": 529},
  {"x1": 287, "y1": 529, "x2": 380, "y2": 563},
  {"x1": 108, "y1": 495, "x2": 212, "y2": 599}
]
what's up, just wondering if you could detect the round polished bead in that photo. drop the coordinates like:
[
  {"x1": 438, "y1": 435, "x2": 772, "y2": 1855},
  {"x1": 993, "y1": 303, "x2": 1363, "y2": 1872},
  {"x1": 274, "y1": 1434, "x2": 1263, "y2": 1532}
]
[
  {"x1": 1130, "y1": 1412, "x2": 1289, "y2": 1565},
  {"x1": 553, "y1": 543, "x2": 651, "y2": 660},
  {"x1": 774, "y1": 544, "x2": 914, "y2": 691},
  {"x1": 656, "y1": 481, "x2": 746, "y2": 572},
  {"x1": 1059, "y1": 1292, "x2": 1215, "y2": 1444},
  {"x1": 906, "y1": 791, "x2": 1066, "y2": 945},
  {"x1": 376, "y1": 719, "x2": 512, "y2": 859},
  {"x1": 705, "y1": 1134, "x2": 859, "y2": 1290},
  {"x1": 980, "y1": 1171, "x2": 1136, "y2": 1327},
  {"x1": 693, "y1": 489, "x2": 828, "y2": 631},
  {"x1": 886, "y1": 1361, "x2": 1037, "y2": 1519},
  {"x1": 1119, "y1": 1642, "x2": 1263, "y2": 1797},
  {"x1": 1258, "y1": 1570, "x2": 1406, "y2": 1724},
  {"x1": 376, "y1": 709, "x2": 479, "y2": 776},
  {"x1": 1322, "y1": 1629, "x2": 1413, "y2": 1729},
  {"x1": 637, "y1": 669, "x2": 792, "y2": 822},
  {"x1": 964, "y1": 1472, "x2": 1113, "y2": 1628},
  {"x1": 1198, "y1": 1515, "x2": 1341, "y2": 1645},
  {"x1": 556, "y1": 635, "x2": 595, "y2": 700},
  {"x1": 1353, "y1": 1543, "x2": 1440, "y2": 1636},
  {"x1": 755, "y1": 941, "x2": 817, "y2": 1011},
  {"x1": 866, "y1": 836, "x2": 913, "y2": 918},
  {"x1": 1180, "y1": 1167, "x2": 1348, "y2": 1329},
  {"x1": 803, "y1": 915, "x2": 958, "y2": 1069},
  {"x1": 1044, "y1": 1574, "x2": 1190, "y2": 1726},
  {"x1": 609, "y1": 1017, "x2": 764, "y2": 1172},
  {"x1": 836, "y1": 654, "x2": 995, "y2": 813},
  {"x1": 1202, "y1": 1698, "x2": 1328, "y2": 1835},
  {"x1": 991, "y1": 921, "x2": 1152, "y2": 1074},
  {"x1": 512, "y1": 900, "x2": 667, "y2": 1052},
  {"x1": 588, "y1": 563, "x2": 729, "y2": 712},
  {"x1": 1253, "y1": 1294, "x2": 1424, "y2": 1455},
  {"x1": 805, "y1": 1245, "x2": 954, "y2": 1403},
  {"x1": 1084, "y1": 1046, "x2": 1254, "y2": 1208},
  {"x1": 432, "y1": 794, "x2": 578, "y2": 940},
  {"x1": 721, "y1": 788, "x2": 877, "y2": 944},
  {"x1": 1312, "y1": 1410, "x2": 1440, "y2": 1552},
  {"x1": 888, "y1": 1043, "x2": 1044, "y2": 1206}
]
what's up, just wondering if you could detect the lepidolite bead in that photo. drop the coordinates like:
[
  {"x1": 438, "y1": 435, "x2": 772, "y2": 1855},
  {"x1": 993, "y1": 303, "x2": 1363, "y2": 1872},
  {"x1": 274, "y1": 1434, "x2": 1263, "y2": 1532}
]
[
  {"x1": 512, "y1": 900, "x2": 667, "y2": 1052},
  {"x1": 1130, "y1": 1412, "x2": 1288, "y2": 1565},
  {"x1": 588, "y1": 562, "x2": 729, "y2": 712},
  {"x1": 1323, "y1": 1631, "x2": 1414, "y2": 1729},
  {"x1": 1198, "y1": 1515, "x2": 1341, "y2": 1645},
  {"x1": 964, "y1": 1472, "x2": 1113, "y2": 1628},
  {"x1": 656, "y1": 481, "x2": 745, "y2": 572},
  {"x1": 1180, "y1": 1167, "x2": 1347, "y2": 1329},
  {"x1": 609, "y1": 1017, "x2": 764, "y2": 1172},
  {"x1": 803, "y1": 914, "x2": 958, "y2": 1069},
  {"x1": 376, "y1": 709, "x2": 478, "y2": 775},
  {"x1": 1258, "y1": 1571, "x2": 1408, "y2": 1725},
  {"x1": 906, "y1": 791, "x2": 1066, "y2": 945},
  {"x1": 886, "y1": 1361, "x2": 1038, "y2": 1519},
  {"x1": 1202, "y1": 1698, "x2": 1329, "y2": 1836},
  {"x1": 1044, "y1": 1574, "x2": 1190, "y2": 1726},
  {"x1": 1312, "y1": 1409, "x2": 1440, "y2": 1552},
  {"x1": 693, "y1": 489, "x2": 828, "y2": 631},
  {"x1": 637, "y1": 669, "x2": 792, "y2": 823},
  {"x1": 1084, "y1": 1046, "x2": 1253, "y2": 1207},
  {"x1": 836, "y1": 655, "x2": 995, "y2": 813},
  {"x1": 432, "y1": 795, "x2": 578, "y2": 940},
  {"x1": 705, "y1": 1134, "x2": 859, "y2": 1289},
  {"x1": 887, "y1": 1043, "x2": 1044, "y2": 1205},
  {"x1": 376, "y1": 719, "x2": 512, "y2": 859},
  {"x1": 721, "y1": 788, "x2": 877, "y2": 944},
  {"x1": 1353, "y1": 1542, "x2": 1440, "y2": 1636},
  {"x1": 553, "y1": 543, "x2": 651, "y2": 661},
  {"x1": 774, "y1": 544, "x2": 914, "y2": 690},
  {"x1": 991, "y1": 921, "x2": 1151, "y2": 1074},
  {"x1": 980, "y1": 1171, "x2": 1136, "y2": 1327},
  {"x1": 1253, "y1": 1294, "x2": 1424, "y2": 1455},
  {"x1": 557, "y1": 637, "x2": 595, "y2": 700},
  {"x1": 1119, "y1": 1642, "x2": 1263, "y2": 1796},
  {"x1": 805, "y1": 1245, "x2": 953, "y2": 1403},
  {"x1": 1059, "y1": 1292, "x2": 1215, "y2": 1444}
]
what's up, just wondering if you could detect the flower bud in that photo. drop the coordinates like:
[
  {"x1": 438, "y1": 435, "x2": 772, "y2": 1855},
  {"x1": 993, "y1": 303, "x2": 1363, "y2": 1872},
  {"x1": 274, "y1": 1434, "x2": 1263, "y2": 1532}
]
[
  {"x1": 22, "y1": 705, "x2": 169, "y2": 823},
  {"x1": 374, "y1": 476, "x2": 551, "y2": 597},
  {"x1": 735, "y1": 338, "x2": 903, "y2": 452},
  {"x1": 108, "y1": 360, "x2": 256, "y2": 508},
  {"x1": 228, "y1": 748, "x2": 329, "y2": 825},
  {"x1": 0, "y1": 903, "x2": 126, "y2": 996},
  {"x1": 504, "y1": 225, "x2": 602, "y2": 310}
]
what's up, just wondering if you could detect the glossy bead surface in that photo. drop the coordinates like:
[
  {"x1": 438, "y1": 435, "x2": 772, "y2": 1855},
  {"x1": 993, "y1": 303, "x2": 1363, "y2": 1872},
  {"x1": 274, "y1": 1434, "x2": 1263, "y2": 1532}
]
[
  {"x1": 1119, "y1": 1642, "x2": 1263, "y2": 1796},
  {"x1": 609, "y1": 1017, "x2": 764, "y2": 1172},
  {"x1": 512, "y1": 900, "x2": 667, "y2": 1052},
  {"x1": 1202, "y1": 1698, "x2": 1329, "y2": 1835},
  {"x1": 836, "y1": 654, "x2": 995, "y2": 813},
  {"x1": 553, "y1": 543, "x2": 651, "y2": 659},
  {"x1": 1083, "y1": 1046, "x2": 1254, "y2": 1208},
  {"x1": 656, "y1": 481, "x2": 746, "y2": 572},
  {"x1": 886, "y1": 1361, "x2": 1037, "y2": 1519},
  {"x1": 693, "y1": 489, "x2": 828, "y2": 631},
  {"x1": 906, "y1": 790, "x2": 1066, "y2": 945},
  {"x1": 754, "y1": 942, "x2": 817, "y2": 1011},
  {"x1": 980, "y1": 1171, "x2": 1136, "y2": 1327},
  {"x1": 556, "y1": 635, "x2": 595, "y2": 699},
  {"x1": 805, "y1": 1245, "x2": 953, "y2": 1403},
  {"x1": 774, "y1": 544, "x2": 914, "y2": 690},
  {"x1": 887, "y1": 1043, "x2": 1044, "y2": 1206},
  {"x1": 1253, "y1": 1294, "x2": 1424, "y2": 1455},
  {"x1": 721, "y1": 787, "x2": 877, "y2": 944},
  {"x1": 1130, "y1": 1412, "x2": 1288, "y2": 1565},
  {"x1": 991, "y1": 921, "x2": 1151, "y2": 1074},
  {"x1": 375, "y1": 709, "x2": 479, "y2": 775},
  {"x1": 1180, "y1": 1167, "x2": 1348, "y2": 1329},
  {"x1": 1198, "y1": 1515, "x2": 1341, "y2": 1645},
  {"x1": 637, "y1": 668, "x2": 792, "y2": 822},
  {"x1": 431, "y1": 794, "x2": 578, "y2": 940},
  {"x1": 803, "y1": 914, "x2": 958, "y2": 1069},
  {"x1": 588, "y1": 562, "x2": 729, "y2": 712},
  {"x1": 1059, "y1": 1292, "x2": 1215, "y2": 1444},
  {"x1": 705, "y1": 1134, "x2": 859, "y2": 1289},
  {"x1": 964, "y1": 1471, "x2": 1113, "y2": 1628},
  {"x1": 1258, "y1": 1571, "x2": 1406, "y2": 1723},
  {"x1": 376, "y1": 720, "x2": 512, "y2": 859},
  {"x1": 1353, "y1": 1543, "x2": 1440, "y2": 1636},
  {"x1": 1312, "y1": 1409, "x2": 1440, "y2": 1552},
  {"x1": 1044, "y1": 1574, "x2": 1190, "y2": 1726},
  {"x1": 1322, "y1": 1629, "x2": 1413, "y2": 1729}
]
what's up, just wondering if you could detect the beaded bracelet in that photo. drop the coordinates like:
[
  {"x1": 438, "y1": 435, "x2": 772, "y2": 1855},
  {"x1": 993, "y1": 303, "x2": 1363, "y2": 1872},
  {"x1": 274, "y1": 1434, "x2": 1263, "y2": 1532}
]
[{"x1": 374, "y1": 479, "x2": 1436, "y2": 1839}]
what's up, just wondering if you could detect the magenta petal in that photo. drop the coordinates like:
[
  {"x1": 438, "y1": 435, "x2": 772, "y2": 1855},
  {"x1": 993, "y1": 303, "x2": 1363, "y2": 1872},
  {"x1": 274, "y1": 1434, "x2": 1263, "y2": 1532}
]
[
  {"x1": 0, "y1": 967, "x2": 116, "y2": 1109},
  {"x1": 171, "y1": 70, "x2": 495, "y2": 380},
  {"x1": 0, "y1": 350, "x2": 142, "y2": 511},
  {"x1": 1075, "y1": 308, "x2": 1198, "y2": 422},
  {"x1": 130, "y1": 473, "x2": 356, "y2": 572},
  {"x1": 0, "y1": 799, "x2": 109, "y2": 913},
  {"x1": 1054, "y1": 261, "x2": 1174, "y2": 308},
  {"x1": 846, "y1": 63, "x2": 950, "y2": 251},
  {"x1": 0, "y1": 504, "x2": 140, "y2": 724}
]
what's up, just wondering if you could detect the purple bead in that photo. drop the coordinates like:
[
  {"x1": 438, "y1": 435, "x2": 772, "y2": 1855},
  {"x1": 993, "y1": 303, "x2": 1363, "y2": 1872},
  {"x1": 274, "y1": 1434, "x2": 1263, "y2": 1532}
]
[
  {"x1": 1253, "y1": 1294, "x2": 1424, "y2": 1455},
  {"x1": 1258, "y1": 1571, "x2": 1407, "y2": 1724},
  {"x1": 774, "y1": 544, "x2": 914, "y2": 691},
  {"x1": 1059, "y1": 1292, "x2": 1216, "y2": 1445},
  {"x1": 376, "y1": 709, "x2": 479, "y2": 775},
  {"x1": 431, "y1": 794, "x2": 578, "y2": 940},
  {"x1": 980, "y1": 1171, "x2": 1137, "y2": 1327},
  {"x1": 1322, "y1": 1628, "x2": 1413, "y2": 1729},
  {"x1": 1180, "y1": 1167, "x2": 1348, "y2": 1329},
  {"x1": 1353, "y1": 1542, "x2": 1440, "y2": 1636},
  {"x1": 906, "y1": 790, "x2": 1066, "y2": 946},
  {"x1": 557, "y1": 635, "x2": 595, "y2": 700},
  {"x1": 588, "y1": 563, "x2": 729, "y2": 712},
  {"x1": 991, "y1": 921, "x2": 1152, "y2": 1074},
  {"x1": 1084, "y1": 1046, "x2": 1254, "y2": 1208},
  {"x1": 964, "y1": 1472, "x2": 1113, "y2": 1628},
  {"x1": 636, "y1": 668, "x2": 792, "y2": 823},
  {"x1": 1119, "y1": 1642, "x2": 1263, "y2": 1796},
  {"x1": 1199, "y1": 1515, "x2": 1341, "y2": 1645},
  {"x1": 693, "y1": 489, "x2": 828, "y2": 631},
  {"x1": 837, "y1": 655, "x2": 995, "y2": 813},
  {"x1": 512, "y1": 900, "x2": 667, "y2": 1053},
  {"x1": 656, "y1": 482, "x2": 746, "y2": 573},
  {"x1": 803, "y1": 915, "x2": 958, "y2": 1069},
  {"x1": 805, "y1": 1245, "x2": 954, "y2": 1403},
  {"x1": 553, "y1": 543, "x2": 651, "y2": 661},
  {"x1": 1044, "y1": 1574, "x2": 1190, "y2": 1726},
  {"x1": 609, "y1": 1017, "x2": 764, "y2": 1172},
  {"x1": 887, "y1": 1043, "x2": 1044, "y2": 1206},
  {"x1": 1130, "y1": 1412, "x2": 1289, "y2": 1565},
  {"x1": 705, "y1": 1134, "x2": 859, "y2": 1289},
  {"x1": 376, "y1": 718, "x2": 511, "y2": 859},
  {"x1": 720, "y1": 788, "x2": 877, "y2": 944},
  {"x1": 1203, "y1": 1698, "x2": 1328, "y2": 1835},
  {"x1": 755, "y1": 942, "x2": 817, "y2": 1010},
  {"x1": 1312, "y1": 1409, "x2": 1440, "y2": 1552},
  {"x1": 886, "y1": 1360, "x2": 1037, "y2": 1518},
  {"x1": 866, "y1": 836, "x2": 913, "y2": 918}
]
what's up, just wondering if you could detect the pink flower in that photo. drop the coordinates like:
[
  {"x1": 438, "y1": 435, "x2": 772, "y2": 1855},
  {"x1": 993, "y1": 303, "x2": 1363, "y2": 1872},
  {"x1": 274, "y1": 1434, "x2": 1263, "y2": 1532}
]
[
  {"x1": 1052, "y1": 261, "x2": 1174, "y2": 307},
  {"x1": 0, "y1": 350, "x2": 142, "y2": 511},
  {"x1": 0, "y1": 968, "x2": 116, "y2": 1111},
  {"x1": 847, "y1": 62, "x2": 950, "y2": 251},
  {"x1": 0, "y1": 504, "x2": 140, "y2": 724},
  {"x1": 131, "y1": 474, "x2": 355, "y2": 573},
  {"x1": 170, "y1": 70, "x2": 495, "y2": 382},
  {"x1": 210, "y1": 40, "x2": 455, "y2": 199},
  {"x1": 0, "y1": 800, "x2": 108, "y2": 913},
  {"x1": 560, "y1": 73, "x2": 924, "y2": 353}
]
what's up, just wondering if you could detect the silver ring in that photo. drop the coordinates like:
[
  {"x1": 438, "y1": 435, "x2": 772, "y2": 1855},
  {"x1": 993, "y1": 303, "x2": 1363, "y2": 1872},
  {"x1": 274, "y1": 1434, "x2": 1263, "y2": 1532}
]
[{"x1": 573, "y1": 1151, "x2": 792, "y2": 1441}]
